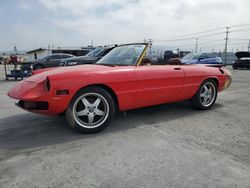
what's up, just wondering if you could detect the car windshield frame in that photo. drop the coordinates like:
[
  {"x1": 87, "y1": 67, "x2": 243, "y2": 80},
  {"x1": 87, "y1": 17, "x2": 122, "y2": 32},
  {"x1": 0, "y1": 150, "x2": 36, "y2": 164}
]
[
  {"x1": 96, "y1": 43, "x2": 148, "y2": 66},
  {"x1": 86, "y1": 47, "x2": 104, "y2": 57}
]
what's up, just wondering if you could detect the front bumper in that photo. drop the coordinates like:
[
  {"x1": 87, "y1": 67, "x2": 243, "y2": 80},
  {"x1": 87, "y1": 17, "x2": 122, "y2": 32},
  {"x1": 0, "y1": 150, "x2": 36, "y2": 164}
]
[
  {"x1": 16, "y1": 100, "x2": 49, "y2": 111},
  {"x1": 8, "y1": 79, "x2": 72, "y2": 115}
]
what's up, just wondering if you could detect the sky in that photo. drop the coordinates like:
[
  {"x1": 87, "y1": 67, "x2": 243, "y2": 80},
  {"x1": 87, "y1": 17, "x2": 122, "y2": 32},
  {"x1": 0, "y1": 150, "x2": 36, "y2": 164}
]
[{"x1": 0, "y1": 0, "x2": 250, "y2": 52}]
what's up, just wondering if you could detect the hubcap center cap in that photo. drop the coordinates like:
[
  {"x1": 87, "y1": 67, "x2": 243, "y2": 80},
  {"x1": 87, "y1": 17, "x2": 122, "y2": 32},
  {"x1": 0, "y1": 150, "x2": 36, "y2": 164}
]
[{"x1": 89, "y1": 107, "x2": 94, "y2": 113}]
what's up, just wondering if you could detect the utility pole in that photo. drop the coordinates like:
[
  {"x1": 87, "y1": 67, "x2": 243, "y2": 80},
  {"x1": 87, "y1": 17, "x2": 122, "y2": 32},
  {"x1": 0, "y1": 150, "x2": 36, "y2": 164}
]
[
  {"x1": 148, "y1": 38, "x2": 153, "y2": 55},
  {"x1": 195, "y1": 38, "x2": 198, "y2": 53},
  {"x1": 144, "y1": 38, "x2": 153, "y2": 55},
  {"x1": 248, "y1": 39, "x2": 250, "y2": 52},
  {"x1": 224, "y1": 27, "x2": 230, "y2": 65},
  {"x1": 14, "y1": 45, "x2": 17, "y2": 55}
]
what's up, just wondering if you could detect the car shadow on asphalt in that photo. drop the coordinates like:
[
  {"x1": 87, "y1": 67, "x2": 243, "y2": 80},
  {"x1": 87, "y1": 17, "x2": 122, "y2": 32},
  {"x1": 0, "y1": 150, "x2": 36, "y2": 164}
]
[{"x1": 0, "y1": 102, "x2": 224, "y2": 150}]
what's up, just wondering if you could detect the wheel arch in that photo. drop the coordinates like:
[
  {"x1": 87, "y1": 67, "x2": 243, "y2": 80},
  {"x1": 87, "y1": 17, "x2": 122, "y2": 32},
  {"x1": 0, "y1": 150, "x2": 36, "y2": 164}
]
[
  {"x1": 75, "y1": 84, "x2": 120, "y2": 112},
  {"x1": 191, "y1": 77, "x2": 219, "y2": 99},
  {"x1": 201, "y1": 77, "x2": 219, "y2": 88}
]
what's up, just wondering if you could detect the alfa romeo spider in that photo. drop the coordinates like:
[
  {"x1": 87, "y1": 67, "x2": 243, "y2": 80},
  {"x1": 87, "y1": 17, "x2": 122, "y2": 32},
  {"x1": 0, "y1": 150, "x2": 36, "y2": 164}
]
[{"x1": 8, "y1": 43, "x2": 232, "y2": 133}]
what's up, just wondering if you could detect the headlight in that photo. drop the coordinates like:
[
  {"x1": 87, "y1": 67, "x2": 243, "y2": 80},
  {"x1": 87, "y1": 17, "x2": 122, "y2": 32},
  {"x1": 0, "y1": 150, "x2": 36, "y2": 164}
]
[
  {"x1": 59, "y1": 61, "x2": 66, "y2": 66},
  {"x1": 44, "y1": 77, "x2": 50, "y2": 92},
  {"x1": 67, "y1": 61, "x2": 78, "y2": 66}
]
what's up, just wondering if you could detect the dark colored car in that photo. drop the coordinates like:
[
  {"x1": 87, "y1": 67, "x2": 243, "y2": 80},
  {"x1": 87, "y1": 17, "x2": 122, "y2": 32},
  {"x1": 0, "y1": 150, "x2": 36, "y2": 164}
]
[
  {"x1": 32, "y1": 53, "x2": 75, "y2": 70},
  {"x1": 163, "y1": 50, "x2": 191, "y2": 61},
  {"x1": 163, "y1": 50, "x2": 180, "y2": 61},
  {"x1": 182, "y1": 53, "x2": 222, "y2": 65},
  {"x1": 232, "y1": 51, "x2": 250, "y2": 69},
  {"x1": 59, "y1": 46, "x2": 115, "y2": 66}
]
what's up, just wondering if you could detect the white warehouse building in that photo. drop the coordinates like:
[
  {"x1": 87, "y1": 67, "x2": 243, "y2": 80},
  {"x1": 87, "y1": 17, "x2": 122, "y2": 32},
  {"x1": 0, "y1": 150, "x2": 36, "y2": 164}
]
[{"x1": 26, "y1": 47, "x2": 94, "y2": 60}]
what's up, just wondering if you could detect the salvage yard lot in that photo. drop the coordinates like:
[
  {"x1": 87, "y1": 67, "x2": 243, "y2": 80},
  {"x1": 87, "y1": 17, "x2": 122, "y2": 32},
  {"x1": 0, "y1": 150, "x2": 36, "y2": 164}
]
[{"x1": 0, "y1": 65, "x2": 249, "y2": 187}]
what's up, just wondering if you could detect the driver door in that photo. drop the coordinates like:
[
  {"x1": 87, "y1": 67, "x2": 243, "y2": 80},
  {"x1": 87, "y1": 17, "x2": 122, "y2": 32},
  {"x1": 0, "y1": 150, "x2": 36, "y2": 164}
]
[{"x1": 135, "y1": 65, "x2": 184, "y2": 107}]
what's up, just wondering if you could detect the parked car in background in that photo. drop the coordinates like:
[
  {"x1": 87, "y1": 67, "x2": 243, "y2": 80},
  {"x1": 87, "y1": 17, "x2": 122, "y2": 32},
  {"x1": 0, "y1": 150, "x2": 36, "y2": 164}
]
[
  {"x1": 163, "y1": 50, "x2": 191, "y2": 61},
  {"x1": 32, "y1": 53, "x2": 75, "y2": 70},
  {"x1": 163, "y1": 50, "x2": 180, "y2": 61},
  {"x1": 59, "y1": 46, "x2": 115, "y2": 67},
  {"x1": 182, "y1": 53, "x2": 222, "y2": 65},
  {"x1": 232, "y1": 51, "x2": 250, "y2": 69}
]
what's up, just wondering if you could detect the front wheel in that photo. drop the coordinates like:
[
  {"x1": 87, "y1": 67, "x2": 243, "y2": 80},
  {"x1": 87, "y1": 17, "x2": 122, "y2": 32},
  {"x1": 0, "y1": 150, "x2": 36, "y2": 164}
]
[
  {"x1": 66, "y1": 87, "x2": 115, "y2": 133},
  {"x1": 191, "y1": 80, "x2": 218, "y2": 110}
]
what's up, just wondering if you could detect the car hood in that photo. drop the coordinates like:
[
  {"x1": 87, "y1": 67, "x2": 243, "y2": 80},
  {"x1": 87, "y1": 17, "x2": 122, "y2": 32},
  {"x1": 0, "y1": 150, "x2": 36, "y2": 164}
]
[
  {"x1": 26, "y1": 64, "x2": 133, "y2": 83},
  {"x1": 181, "y1": 59, "x2": 197, "y2": 64},
  {"x1": 63, "y1": 56, "x2": 98, "y2": 62},
  {"x1": 235, "y1": 51, "x2": 250, "y2": 59}
]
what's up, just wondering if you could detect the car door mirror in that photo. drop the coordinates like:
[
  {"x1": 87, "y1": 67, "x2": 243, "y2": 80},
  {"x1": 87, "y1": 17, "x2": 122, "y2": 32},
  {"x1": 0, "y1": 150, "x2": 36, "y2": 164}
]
[{"x1": 198, "y1": 57, "x2": 204, "y2": 61}]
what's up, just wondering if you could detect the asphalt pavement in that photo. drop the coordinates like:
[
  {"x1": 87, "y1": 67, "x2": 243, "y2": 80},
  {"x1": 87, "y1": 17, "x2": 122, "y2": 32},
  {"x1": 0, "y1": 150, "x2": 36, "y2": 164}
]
[{"x1": 0, "y1": 65, "x2": 249, "y2": 188}]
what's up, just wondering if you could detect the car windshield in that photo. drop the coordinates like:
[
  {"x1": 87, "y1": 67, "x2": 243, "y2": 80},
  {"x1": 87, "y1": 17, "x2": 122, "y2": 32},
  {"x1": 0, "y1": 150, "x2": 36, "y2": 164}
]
[
  {"x1": 182, "y1": 53, "x2": 200, "y2": 60},
  {"x1": 86, "y1": 48, "x2": 104, "y2": 57},
  {"x1": 96, "y1": 44, "x2": 146, "y2": 66}
]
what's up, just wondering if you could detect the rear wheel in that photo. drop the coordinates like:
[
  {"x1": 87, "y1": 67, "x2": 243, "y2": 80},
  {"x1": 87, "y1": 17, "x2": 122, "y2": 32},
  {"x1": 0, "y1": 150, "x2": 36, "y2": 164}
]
[
  {"x1": 66, "y1": 87, "x2": 115, "y2": 133},
  {"x1": 191, "y1": 79, "x2": 218, "y2": 110},
  {"x1": 232, "y1": 66, "x2": 237, "y2": 69}
]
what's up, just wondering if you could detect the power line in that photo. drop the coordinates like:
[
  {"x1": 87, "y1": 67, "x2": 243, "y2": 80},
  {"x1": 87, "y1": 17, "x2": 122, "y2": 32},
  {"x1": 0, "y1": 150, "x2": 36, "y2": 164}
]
[
  {"x1": 154, "y1": 27, "x2": 225, "y2": 41},
  {"x1": 201, "y1": 42, "x2": 248, "y2": 47},
  {"x1": 230, "y1": 24, "x2": 250, "y2": 28},
  {"x1": 230, "y1": 28, "x2": 250, "y2": 32},
  {"x1": 155, "y1": 32, "x2": 225, "y2": 42},
  {"x1": 154, "y1": 24, "x2": 250, "y2": 43},
  {"x1": 230, "y1": 38, "x2": 250, "y2": 41}
]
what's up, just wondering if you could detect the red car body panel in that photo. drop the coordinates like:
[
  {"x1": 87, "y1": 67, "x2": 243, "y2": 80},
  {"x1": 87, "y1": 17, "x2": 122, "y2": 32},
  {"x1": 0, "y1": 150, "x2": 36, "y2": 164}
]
[{"x1": 8, "y1": 64, "x2": 231, "y2": 115}]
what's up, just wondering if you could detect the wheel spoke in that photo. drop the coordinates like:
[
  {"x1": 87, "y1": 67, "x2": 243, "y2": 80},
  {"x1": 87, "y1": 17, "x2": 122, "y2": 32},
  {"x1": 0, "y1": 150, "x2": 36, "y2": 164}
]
[
  {"x1": 88, "y1": 114, "x2": 94, "y2": 125},
  {"x1": 81, "y1": 97, "x2": 91, "y2": 107},
  {"x1": 203, "y1": 96, "x2": 209, "y2": 104},
  {"x1": 208, "y1": 88, "x2": 212, "y2": 95},
  {"x1": 203, "y1": 85, "x2": 208, "y2": 94},
  {"x1": 93, "y1": 98, "x2": 101, "y2": 107},
  {"x1": 95, "y1": 109, "x2": 105, "y2": 116},
  {"x1": 76, "y1": 108, "x2": 88, "y2": 116},
  {"x1": 200, "y1": 93, "x2": 206, "y2": 97}
]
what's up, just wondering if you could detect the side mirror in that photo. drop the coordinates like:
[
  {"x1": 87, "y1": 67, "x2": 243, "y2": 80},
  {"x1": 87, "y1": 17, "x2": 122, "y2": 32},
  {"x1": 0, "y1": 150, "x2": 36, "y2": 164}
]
[
  {"x1": 46, "y1": 58, "x2": 50, "y2": 61},
  {"x1": 198, "y1": 57, "x2": 204, "y2": 61}
]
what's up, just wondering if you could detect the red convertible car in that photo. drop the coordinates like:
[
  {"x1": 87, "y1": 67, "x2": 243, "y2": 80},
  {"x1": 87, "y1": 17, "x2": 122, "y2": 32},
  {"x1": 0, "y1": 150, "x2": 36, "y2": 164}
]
[{"x1": 8, "y1": 43, "x2": 232, "y2": 133}]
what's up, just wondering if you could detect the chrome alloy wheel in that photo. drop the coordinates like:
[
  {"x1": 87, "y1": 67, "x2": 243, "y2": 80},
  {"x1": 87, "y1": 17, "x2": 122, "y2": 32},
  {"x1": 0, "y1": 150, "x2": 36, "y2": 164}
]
[
  {"x1": 72, "y1": 93, "x2": 109, "y2": 129},
  {"x1": 199, "y1": 82, "x2": 216, "y2": 107}
]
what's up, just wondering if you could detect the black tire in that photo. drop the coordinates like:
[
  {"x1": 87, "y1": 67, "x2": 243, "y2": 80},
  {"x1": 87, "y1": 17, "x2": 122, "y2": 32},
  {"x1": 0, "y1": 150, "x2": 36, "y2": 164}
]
[
  {"x1": 33, "y1": 64, "x2": 44, "y2": 70},
  {"x1": 65, "y1": 86, "x2": 115, "y2": 133},
  {"x1": 191, "y1": 79, "x2": 218, "y2": 110}
]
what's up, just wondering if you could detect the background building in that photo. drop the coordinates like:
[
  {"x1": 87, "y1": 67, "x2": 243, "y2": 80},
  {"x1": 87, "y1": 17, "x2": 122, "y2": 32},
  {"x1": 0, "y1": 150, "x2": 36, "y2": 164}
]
[{"x1": 26, "y1": 46, "x2": 94, "y2": 60}]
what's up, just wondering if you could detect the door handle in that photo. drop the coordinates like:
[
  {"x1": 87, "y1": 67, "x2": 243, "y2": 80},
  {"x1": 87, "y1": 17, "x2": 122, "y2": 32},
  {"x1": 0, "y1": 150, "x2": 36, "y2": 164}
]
[{"x1": 174, "y1": 67, "x2": 181, "y2": 70}]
